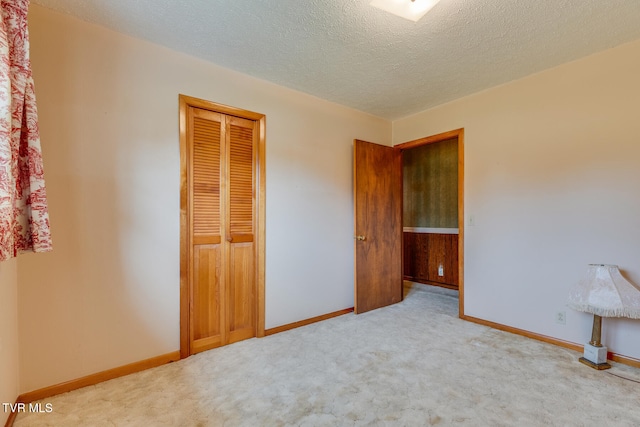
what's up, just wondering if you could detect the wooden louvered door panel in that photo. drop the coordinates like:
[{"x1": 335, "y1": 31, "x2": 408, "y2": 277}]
[
  {"x1": 189, "y1": 108, "x2": 226, "y2": 353},
  {"x1": 227, "y1": 117, "x2": 256, "y2": 344},
  {"x1": 188, "y1": 108, "x2": 256, "y2": 354}
]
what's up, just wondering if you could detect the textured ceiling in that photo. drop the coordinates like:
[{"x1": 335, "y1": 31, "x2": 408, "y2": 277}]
[{"x1": 31, "y1": 0, "x2": 640, "y2": 120}]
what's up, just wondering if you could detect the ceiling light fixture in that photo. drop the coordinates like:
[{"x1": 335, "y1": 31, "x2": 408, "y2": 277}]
[{"x1": 370, "y1": 0, "x2": 441, "y2": 22}]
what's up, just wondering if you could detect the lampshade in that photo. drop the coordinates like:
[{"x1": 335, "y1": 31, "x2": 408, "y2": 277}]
[{"x1": 567, "y1": 264, "x2": 640, "y2": 319}]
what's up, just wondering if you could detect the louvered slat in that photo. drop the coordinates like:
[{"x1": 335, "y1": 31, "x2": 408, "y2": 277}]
[
  {"x1": 229, "y1": 124, "x2": 254, "y2": 235},
  {"x1": 192, "y1": 116, "x2": 221, "y2": 236}
]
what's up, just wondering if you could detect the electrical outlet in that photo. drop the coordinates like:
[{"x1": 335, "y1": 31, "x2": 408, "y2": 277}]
[
  {"x1": 555, "y1": 311, "x2": 566, "y2": 325},
  {"x1": 438, "y1": 265, "x2": 444, "y2": 277}
]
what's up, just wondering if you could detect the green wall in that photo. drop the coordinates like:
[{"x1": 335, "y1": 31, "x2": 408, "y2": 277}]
[{"x1": 403, "y1": 138, "x2": 458, "y2": 228}]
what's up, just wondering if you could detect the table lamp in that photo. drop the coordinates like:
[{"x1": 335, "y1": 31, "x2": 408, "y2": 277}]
[{"x1": 567, "y1": 264, "x2": 640, "y2": 370}]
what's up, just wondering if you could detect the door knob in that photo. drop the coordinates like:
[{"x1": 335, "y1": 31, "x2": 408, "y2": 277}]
[{"x1": 355, "y1": 235, "x2": 366, "y2": 241}]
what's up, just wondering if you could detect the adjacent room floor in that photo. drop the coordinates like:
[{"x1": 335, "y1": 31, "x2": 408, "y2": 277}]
[{"x1": 14, "y1": 282, "x2": 640, "y2": 426}]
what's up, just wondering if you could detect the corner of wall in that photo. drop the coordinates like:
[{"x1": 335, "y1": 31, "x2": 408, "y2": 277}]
[{"x1": 0, "y1": 258, "x2": 19, "y2": 426}]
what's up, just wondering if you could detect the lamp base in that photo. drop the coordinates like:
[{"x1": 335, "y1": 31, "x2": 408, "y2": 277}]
[
  {"x1": 579, "y1": 357, "x2": 611, "y2": 370},
  {"x1": 580, "y1": 343, "x2": 611, "y2": 370}
]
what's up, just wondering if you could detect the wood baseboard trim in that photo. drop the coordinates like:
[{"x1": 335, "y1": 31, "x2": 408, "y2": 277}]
[
  {"x1": 461, "y1": 315, "x2": 640, "y2": 368},
  {"x1": 3, "y1": 402, "x2": 18, "y2": 427},
  {"x1": 265, "y1": 308, "x2": 354, "y2": 336},
  {"x1": 17, "y1": 351, "x2": 180, "y2": 405},
  {"x1": 609, "y1": 352, "x2": 640, "y2": 369},
  {"x1": 461, "y1": 315, "x2": 583, "y2": 351}
]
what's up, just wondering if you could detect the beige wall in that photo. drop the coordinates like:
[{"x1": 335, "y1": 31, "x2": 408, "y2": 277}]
[
  {"x1": 19, "y1": 5, "x2": 390, "y2": 392},
  {"x1": 20, "y1": 2, "x2": 640, "y2": 395},
  {"x1": 0, "y1": 258, "x2": 19, "y2": 425},
  {"x1": 394, "y1": 39, "x2": 640, "y2": 359}
]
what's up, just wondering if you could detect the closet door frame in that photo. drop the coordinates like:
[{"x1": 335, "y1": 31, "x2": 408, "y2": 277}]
[{"x1": 179, "y1": 94, "x2": 266, "y2": 359}]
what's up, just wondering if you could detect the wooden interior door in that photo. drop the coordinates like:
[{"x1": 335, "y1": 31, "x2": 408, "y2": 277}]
[
  {"x1": 353, "y1": 139, "x2": 403, "y2": 314},
  {"x1": 187, "y1": 107, "x2": 257, "y2": 354}
]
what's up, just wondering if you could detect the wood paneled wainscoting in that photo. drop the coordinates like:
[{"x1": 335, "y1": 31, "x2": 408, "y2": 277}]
[{"x1": 403, "y1": 228, "x2": 458, "y2": 290}]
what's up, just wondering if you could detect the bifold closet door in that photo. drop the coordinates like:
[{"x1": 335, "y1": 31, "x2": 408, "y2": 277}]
[{"x1": 188, "y1": 108, "x2": 256, "y2": 354}]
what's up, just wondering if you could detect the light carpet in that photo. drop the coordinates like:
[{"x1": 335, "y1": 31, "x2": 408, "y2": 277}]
[{"x1": 14, "y1": 283, "x2": 640, "y2": 426}]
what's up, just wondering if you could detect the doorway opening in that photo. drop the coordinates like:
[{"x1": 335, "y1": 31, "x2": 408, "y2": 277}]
[{"x1": 396, "y1": 129, "x2": 464, "y2": 317}]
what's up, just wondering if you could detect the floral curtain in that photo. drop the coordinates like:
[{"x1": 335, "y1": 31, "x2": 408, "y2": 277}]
[{"x1": 0, "y1": 0, "x2": 51, "y2": 261}]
